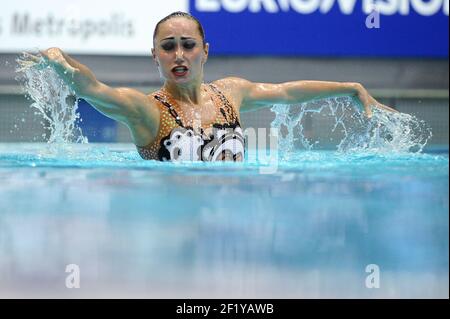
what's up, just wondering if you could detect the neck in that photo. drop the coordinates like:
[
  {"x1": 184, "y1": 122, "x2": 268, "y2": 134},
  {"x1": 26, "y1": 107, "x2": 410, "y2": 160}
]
[{"x1": 163, "y1": 79, "x2": 204, "y2": 105}]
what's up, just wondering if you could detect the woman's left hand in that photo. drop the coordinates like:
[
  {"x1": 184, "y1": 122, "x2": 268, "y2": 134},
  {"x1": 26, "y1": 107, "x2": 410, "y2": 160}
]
[{"x1": 354, "y1": 83, "x2": 399, "y2": 118}]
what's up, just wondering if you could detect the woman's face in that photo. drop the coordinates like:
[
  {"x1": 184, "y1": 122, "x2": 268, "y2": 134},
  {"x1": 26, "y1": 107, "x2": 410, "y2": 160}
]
[{"x1": 152, "y1": 18, "x2": 209, "y2": 85}]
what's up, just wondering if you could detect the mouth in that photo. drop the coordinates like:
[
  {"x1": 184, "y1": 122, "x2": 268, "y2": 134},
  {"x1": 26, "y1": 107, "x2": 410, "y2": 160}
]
[{"x1": 171, "y1": 66, "x2": 189, "y2": 77}]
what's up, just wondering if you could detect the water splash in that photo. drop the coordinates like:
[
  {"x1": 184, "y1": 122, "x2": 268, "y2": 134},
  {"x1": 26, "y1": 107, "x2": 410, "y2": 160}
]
[
  {"x1": 271, "y1": 96, "x2": 432, "y2": 159},
  {"x1": 15, "y1": 52, "x2": 88, "y2": 145}
]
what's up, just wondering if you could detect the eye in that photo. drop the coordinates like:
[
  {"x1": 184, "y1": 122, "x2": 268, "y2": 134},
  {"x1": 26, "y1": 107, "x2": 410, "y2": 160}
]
[
  {"x1": 161, "y1": 42, "x2": 175, "y2": 51},
  {"x1": 183, "y1": 41, "x2": 196, "y2": 50}
]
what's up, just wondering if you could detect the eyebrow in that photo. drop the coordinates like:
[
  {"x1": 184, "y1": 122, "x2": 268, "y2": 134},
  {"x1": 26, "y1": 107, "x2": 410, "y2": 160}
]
[{"x1": 161, "y1": 37, "x2": 196, "y2": 41}]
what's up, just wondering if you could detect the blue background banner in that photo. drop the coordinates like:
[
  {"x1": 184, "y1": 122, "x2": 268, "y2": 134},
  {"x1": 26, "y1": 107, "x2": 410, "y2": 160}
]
[
  {"x1": 189, "y1": 0, "x2": 449, "y2": 57},
  {"x1": 78, "y1": 100, "x2": 117, "y2": 142}
]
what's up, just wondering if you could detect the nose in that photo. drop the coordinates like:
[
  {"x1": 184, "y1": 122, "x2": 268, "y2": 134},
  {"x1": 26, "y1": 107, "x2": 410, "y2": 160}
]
[{"x1": 175, "y1": 46, "x2": 184, "y2": 63}]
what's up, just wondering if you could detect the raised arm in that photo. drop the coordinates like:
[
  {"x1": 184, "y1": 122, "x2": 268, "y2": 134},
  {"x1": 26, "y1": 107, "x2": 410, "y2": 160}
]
[
  {"x1": 34, "y1": 48, "x2": 158, "y2": 126},
  {"x1": 220, "y1": 77, "x2": 398, "y2": 118}
]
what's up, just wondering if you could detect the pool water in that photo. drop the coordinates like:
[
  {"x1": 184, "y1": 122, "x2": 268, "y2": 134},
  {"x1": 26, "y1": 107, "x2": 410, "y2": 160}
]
[{"x1": 0, "y1": 143, "x2": 448, "y2": 298}]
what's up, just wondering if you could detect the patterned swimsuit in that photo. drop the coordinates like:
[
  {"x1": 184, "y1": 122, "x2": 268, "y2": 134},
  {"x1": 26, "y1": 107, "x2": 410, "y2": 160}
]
[{"x1": 136, "y1": 83, "x2": 245, "y2": 162}]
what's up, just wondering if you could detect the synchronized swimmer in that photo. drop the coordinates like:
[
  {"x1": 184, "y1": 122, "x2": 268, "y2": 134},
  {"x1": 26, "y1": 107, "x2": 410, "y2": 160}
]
[{"x1": 29, "y1": 11, "x2": 398, "y2": 162}]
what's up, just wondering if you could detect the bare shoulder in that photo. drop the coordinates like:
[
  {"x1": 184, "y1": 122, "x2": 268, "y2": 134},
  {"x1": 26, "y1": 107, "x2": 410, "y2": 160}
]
[
  {"x1": 211, "y1": 77, "x2": 253, "y2": 110},
  {"x1": 112, "y1": 87, "x2": 160, "y2": 124},
  {"x1": 108, "y1": 86, "x2": 158, "y2": 113},
  {"x1": 212, "y1": 77, "x2": 252, "y2": 92}
]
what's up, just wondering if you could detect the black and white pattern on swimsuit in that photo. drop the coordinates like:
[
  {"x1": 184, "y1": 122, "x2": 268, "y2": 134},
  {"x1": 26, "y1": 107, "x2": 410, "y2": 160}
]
[{"x1": 158, "y1": 122, "x2": 245, "y2": 162}]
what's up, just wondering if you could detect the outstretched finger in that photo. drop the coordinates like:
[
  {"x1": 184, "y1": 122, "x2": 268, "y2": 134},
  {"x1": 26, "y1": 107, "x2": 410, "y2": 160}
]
[
  {"x1": 358, "y1": 93, "x2": 373, "y2": 119},
  {"x1": 377, "y1": 103, "x2": 399, "y2": 113},
  {"x1": 22, "y1": 52, "x2": 42, "y2": 64},
  {"x1": 365, "y1": 105, "x2": 373, "y2": 119}
]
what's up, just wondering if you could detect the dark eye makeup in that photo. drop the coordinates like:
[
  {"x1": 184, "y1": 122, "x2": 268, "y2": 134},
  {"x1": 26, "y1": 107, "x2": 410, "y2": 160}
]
[
  {"x1": 183, "y1": 41, "x2": 196, "y2": 49},
  {"x1": 161, "y1": 42, "x2": 175, "y2": 51},
  {"x1": 160, "y1": 40, "x2": 197, "y2": 51}
]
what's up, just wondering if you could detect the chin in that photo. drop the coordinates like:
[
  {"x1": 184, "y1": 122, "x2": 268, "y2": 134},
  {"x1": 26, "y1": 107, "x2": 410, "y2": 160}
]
[{"x1": 173, "y1": 77, "x2": 192, "y2": 84}]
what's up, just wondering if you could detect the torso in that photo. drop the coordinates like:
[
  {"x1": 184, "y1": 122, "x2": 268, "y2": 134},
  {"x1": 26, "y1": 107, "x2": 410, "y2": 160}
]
[{"x1": 136, "y1": 83, "x2": 245, "y2": 162}]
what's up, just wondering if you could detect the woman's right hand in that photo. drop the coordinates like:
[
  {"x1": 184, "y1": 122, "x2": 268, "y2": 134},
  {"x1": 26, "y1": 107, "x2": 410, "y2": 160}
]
[
  {"x1": 25, "y1": 48, "x2": 96, "y2": 97},
  {"x1": 24, "y1": 48, "x2": 78, "y2": 78},
  {"x1": 39, "y1": 48, "x2": 79, "y2": 76}
]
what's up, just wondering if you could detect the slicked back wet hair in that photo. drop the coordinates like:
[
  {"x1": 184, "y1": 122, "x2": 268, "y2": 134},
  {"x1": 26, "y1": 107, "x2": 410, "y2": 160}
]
[{"x1": 153, "y1": 12, "x2": 206, "y2": 48}]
